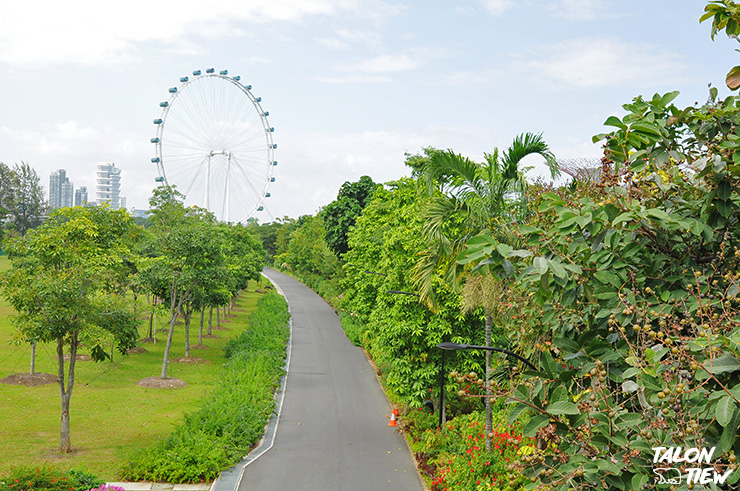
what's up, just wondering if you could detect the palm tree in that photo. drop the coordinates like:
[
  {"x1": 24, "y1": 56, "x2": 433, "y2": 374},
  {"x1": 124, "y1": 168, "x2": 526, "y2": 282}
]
[{"x1": 413, "y1": 132, "x2": 557, "y2": 451}]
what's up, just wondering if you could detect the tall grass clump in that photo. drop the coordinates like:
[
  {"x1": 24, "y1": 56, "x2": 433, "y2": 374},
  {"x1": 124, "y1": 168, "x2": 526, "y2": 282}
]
[{"x1": 121, "y1": 291, "x2": 290, "y2": 483}]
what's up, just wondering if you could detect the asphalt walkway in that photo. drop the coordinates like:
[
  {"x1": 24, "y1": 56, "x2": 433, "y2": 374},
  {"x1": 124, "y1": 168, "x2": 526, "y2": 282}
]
[{"x1": 214, "y1": 268, "x2": 424, "y2": 491}]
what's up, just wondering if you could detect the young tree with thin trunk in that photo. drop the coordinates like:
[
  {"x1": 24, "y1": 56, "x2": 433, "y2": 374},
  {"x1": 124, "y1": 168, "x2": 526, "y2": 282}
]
[
  {"x1": 139, "y1": 187, "x2": 226, "y2": 378},
  {"x1": 1, "y1": 206, "x2": 139, "y2": 453}
]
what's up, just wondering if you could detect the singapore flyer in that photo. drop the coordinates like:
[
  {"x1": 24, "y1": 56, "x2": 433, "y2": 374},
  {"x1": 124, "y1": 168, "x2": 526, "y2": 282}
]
[{"x1": 151, "y1": 68, "x2": 277, "y2": 223}]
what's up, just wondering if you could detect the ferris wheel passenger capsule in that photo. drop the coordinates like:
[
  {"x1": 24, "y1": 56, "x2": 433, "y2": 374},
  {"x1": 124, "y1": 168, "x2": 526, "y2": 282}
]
[
  {"x1": 219, "y1": 70, "x2": 228, "y2": 75},
  {"x1": 154, "y1": 176, "x2": 165, "y2": 182},
  {"x1": 255, "y1": 97, "x2": 262, "y2": 102},
  {"x1": 206, "y1": 68, "x2": 215, "y2": 73},
  {"x1": 159, "y1": 101, "x2": 169, "y2": 107},
  {"x1": 168, "y1": 87, "x2": 177, "y2": 93},
  {"x1": 232, "y1": 76, "x2": 241, "y2": 81},
  {"x1": 267, "y1": 127, "x2": 275, "y2": 132},
  {"x1": 150, "y1": 138, "x2": 160, "y2": 143},
  {"x1": 263, "y1": 111, "x2": 269, "y2": 116},
  {"x1": 153, "y1": 118, "x2": 163, "y2": 124},
  {"x1": 193, "y1": 70, "x2": 202, "y2": 76},
  {"x1": 270, "y1": 177, "x2": 276, "y2": 182},
  {"x1": 272, "y1": 144, "x2": 278, "y2": 149},
  {"x1": 257, "y1": 206, "x2": 264, "y2": 211},
  {"x1": 265, "y1": 193, "x2": 271, "y2": 197},
  {"x1": 272, "y1": 161, "x2": 278, "y2": 166},
  {"x1": 180, "y1": 76, "x2": 189, "y2": 83},
  {"x1": 246, "y1": 85, "x2": 252, "y2": 90},
  {"x1": 151, "y1": 157, "x2": 160, "y2": 163}
]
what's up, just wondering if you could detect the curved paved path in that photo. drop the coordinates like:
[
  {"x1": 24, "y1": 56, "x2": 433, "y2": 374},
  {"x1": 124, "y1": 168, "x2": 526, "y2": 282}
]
[{"x1": 233, "y1": 269, "x2": 424, "y2": 491}]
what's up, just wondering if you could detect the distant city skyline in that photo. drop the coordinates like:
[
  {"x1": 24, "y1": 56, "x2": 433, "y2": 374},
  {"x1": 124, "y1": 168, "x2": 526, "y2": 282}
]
[{"x1": 48, "y1": 163, "x2": 126, "y2": 210}]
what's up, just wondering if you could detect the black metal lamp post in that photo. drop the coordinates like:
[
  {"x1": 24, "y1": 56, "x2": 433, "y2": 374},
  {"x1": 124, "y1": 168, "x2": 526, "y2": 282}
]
[{"x1": 435, "y1": 342, "x2": 536, "y2": 427}]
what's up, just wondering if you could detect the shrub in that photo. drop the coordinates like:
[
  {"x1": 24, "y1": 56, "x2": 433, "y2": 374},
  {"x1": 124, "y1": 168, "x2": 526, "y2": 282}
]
[
  {"x1": 407, "y1": 411, "x2": 530, "y2": 491},
  {"x1": 121, "y1": 291, "x2": 290, "y2": 483},
  {"x1": 0, "y1": 466, "x2": 108, "y2": 491}
]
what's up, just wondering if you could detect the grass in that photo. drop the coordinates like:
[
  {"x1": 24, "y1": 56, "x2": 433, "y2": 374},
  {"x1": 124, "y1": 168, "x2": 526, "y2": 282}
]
[{"x1": 0, "y1": 256, "x2": 265, "y2": 480}]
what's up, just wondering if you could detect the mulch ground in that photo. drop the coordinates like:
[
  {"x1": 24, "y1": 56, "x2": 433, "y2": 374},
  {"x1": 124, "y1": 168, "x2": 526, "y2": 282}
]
[
  {"x1": 0, "y1": 372, "x2": 58, "y2": 387},
  {"x1": 136, "y1": 376, "x2": 188, "y2": 389}
]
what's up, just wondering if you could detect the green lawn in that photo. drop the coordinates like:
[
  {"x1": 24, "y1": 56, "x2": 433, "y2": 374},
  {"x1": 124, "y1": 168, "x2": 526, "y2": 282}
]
[{"x1": 0, "y1": 255, "x2": 263, "y2": 480}]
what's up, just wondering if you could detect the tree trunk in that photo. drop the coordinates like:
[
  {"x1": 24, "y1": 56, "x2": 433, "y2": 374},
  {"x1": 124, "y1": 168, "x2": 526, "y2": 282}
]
[
  {"x1": 217, "y1": 306, "x2": 221, "y2": 326},
  {"x1": 57, "y1": 331, "x2": 78, "y2": 453},
  {"x1": 161, "y1": 313, "x2": 176, "y2": 378},
  {"x1": 161, "y1": 275, "x2": 178, "y2": 379},
  {"x1": 208, "y1": 306, "x2": 213, "y2": 335},
  {"x1": 147, "y1": 293, "x2": 154, "y2": 339},
  {"x1": 184, "y1": 308, "x2": 191, "y2": 358},
  {"x1": 30, "y1": 342, "x2": 36, "y2": 375},
  {"x1": 199, "y1": 307, "x2": 205, "y2": 345},
  {"x1": 485, "y1": 308, "x2": 492, "y2": 453}
]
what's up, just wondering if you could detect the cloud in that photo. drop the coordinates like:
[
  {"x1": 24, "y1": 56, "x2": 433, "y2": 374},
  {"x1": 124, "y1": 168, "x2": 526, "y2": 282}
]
[
  {"x1": 338, "y1": 46, "x2": 448, "y2": 76},
  {"x1": 317, "y1": 29, "x2": 383, "y2": 51},
  {"x1": 345, "y1": 53, "x2": 424, "y2": 73},
  {"x1": 438, "y1": 68, "x2": 504, "y2": 89},
  {"x1": 479, "y1": 0, "x2": 516, "y2": 16},
  {"x1": 514, "y1": 38, "x2": 686, "y2": 89},
  {"x1": 0, "y1": 0, "x2": 379, "y2": 67},
  {"x1": 549, "y1": 0, "x2": 609, "y2": 21}
]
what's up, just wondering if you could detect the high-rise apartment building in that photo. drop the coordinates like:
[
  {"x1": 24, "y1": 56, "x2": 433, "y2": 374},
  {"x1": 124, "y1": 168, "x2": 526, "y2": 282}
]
[
  {"x1": 61, "y1": 180, "x2": 74, "y2": 208},
  {"x1": 96, "y1": 162, "x2": 121, "y2": 210},
  {"x1": 49, "y1": 169, "x2": 73, "y2": 210},
  {"x1": 74, "y1": 186, "x2": 88, "y2": 207}
]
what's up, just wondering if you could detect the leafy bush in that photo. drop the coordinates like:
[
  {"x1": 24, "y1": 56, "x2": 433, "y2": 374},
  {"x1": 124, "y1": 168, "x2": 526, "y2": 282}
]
[
  {"x1": 0, "y1": 466, "x2": 107, "y2": 491},
  {"x1": 405, "y1": 410, "x2": 530, "y2": 491},
  {"x1": 66, "y1": 470, "x2": 104, "y2": 491},
  {"x1": 462, "y1": 90, "x2": 740, "y2": 489},
  {"x1": 121, "y1": 291, "x2": 290, "y2": 483}
]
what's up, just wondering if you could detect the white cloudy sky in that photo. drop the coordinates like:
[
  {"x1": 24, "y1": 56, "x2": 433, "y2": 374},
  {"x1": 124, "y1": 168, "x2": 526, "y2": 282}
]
[{"x1": 0, "y1": 0, "x2": 736, "y2": 221}]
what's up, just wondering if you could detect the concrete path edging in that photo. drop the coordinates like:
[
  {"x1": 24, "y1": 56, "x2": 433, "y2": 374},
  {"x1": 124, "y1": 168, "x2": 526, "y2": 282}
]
[{"x1": 209, "y1": 273, "x2": 294, "y2": 491}]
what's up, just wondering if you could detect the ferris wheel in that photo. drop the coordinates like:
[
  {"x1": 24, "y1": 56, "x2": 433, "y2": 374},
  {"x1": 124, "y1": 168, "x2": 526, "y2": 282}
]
[{"x1": 151, "y1": 68, "x2": 277, "y2": 223}]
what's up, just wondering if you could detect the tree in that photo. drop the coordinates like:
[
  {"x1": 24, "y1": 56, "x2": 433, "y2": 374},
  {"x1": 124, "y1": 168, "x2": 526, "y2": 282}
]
[
  {"x1": 274, "y1": 215, "x2": 339, "y2": 278},
  {"x1": 1, "y1": 205, "x2": 140, "y2": 453},
  {"x1": 413, "y1": 133, "x2": 557, "y2": 451},
  {"x1": 6, "y1": 162, "x2": 46, "y2": 236},
  {"x1": 459, "y1": 88, "x2": 740, "y2": 489},
  {"x1": 340, "y1": 178, "x2": 485, "y2": 407},
  {"x1": 320, "y1": 175, "x2": 379, "y2": 257},
  {"x1": 139, "y1": 187, "x2": 226, "y2": 379}
]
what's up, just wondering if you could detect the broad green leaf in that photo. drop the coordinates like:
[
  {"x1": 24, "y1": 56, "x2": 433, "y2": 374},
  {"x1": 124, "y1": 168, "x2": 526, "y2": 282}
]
[
  {"x1": 522, "y1": 414, "x2": 551, "y2": 437},
  {"x1": 716, "y1": 395, "x2": 736, "y2": 427},
  {"x1": 708, "y1": 356, "x2": 740, "y2": 375},
  {"x1": 496, "y1": 243, "x2": 512, "y2": 257},
  {"x1": 612, "y1": 212, "x2": 634, "y2": 225},
  {"x1": 546, "y1": 400, "x2": 579, "y2": 415},
  {"x1": 531, "y1": 256, "x2": 549, "y2": 274},
  {"x1": 621, "y1": 380, "x2": 640, "y2": 393},
  {"x1": 646, "y1": 208, "x2": 672, "y2": 222},
  {"x1": 631, "y1": 121, "x2": 662, "y2": 137},
  {"x1": 718, "y1": 180, "x2": 734, "y2": 201},
  {"x1": 508, "y1": 249, "x2": 533, "y2": 258},
  {"x1": 659, "y1": 91, "x2": 680, "y2": 107},
  {"x1": 604, "y1": 116, "x2": 627, "y2": 130},
  {"x1": 548, "y1": 259, "x2": 567, "y2": 279}
]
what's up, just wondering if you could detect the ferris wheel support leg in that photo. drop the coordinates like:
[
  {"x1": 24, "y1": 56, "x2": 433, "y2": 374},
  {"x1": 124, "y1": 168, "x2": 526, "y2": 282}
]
[
  {"x1": 205, "y1": 152, "x2": 212, "y2": 211},
  {"x1": 225, "y1": 152, "x2": 232, "y2": 223}
]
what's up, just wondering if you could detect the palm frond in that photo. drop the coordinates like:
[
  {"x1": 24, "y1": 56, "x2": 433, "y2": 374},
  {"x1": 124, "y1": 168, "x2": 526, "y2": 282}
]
[{"x1": 503, "y1": 132, "x2": 559, "y2": 180}]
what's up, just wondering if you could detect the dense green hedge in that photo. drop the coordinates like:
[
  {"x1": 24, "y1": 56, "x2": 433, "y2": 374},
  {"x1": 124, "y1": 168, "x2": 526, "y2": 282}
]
[{"x1": 121, "y1": 291, "x2": 290, "y2": 483}]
